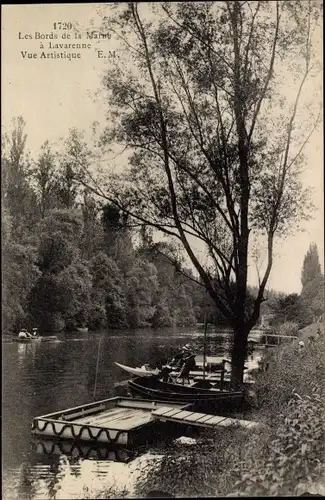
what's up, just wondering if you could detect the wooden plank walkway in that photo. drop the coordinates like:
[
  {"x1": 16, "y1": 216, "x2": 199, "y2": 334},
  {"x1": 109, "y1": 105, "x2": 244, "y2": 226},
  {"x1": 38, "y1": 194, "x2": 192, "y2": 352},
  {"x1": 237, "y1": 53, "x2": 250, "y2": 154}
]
[
  {"x1": 73, "y1": 407, "x2": 154, "y2": 430},
  {"x1": 151, "y1": 406, "x2": 261, "y2": 430}
]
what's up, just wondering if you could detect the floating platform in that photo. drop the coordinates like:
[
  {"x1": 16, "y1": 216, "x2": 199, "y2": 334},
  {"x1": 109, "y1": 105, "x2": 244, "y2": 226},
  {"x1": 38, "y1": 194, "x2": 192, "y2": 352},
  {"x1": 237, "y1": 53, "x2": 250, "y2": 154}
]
[
  {"x1": 31, "y1": 397, "x2": 184, "y2": 447},
  {"x1": 32, "y1": 396, "x2": 262, "y2": 450},
  {"x1": 152, "y1": 406, "x2": 261, "y2": 430},
  {"x1": 33, "y1": 438, "x2": 136, "y2": 462}
]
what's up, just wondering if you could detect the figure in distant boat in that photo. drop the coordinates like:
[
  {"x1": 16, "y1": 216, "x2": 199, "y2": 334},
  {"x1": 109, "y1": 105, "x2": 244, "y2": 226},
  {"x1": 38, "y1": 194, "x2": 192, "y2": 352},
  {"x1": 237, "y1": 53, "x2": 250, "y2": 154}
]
[
  {"x1": 18, "y1": 328, "x2": 33, "y2": 339},
  {"x1": 32, "y1": 328, "x2": 38, "y2": 337}
]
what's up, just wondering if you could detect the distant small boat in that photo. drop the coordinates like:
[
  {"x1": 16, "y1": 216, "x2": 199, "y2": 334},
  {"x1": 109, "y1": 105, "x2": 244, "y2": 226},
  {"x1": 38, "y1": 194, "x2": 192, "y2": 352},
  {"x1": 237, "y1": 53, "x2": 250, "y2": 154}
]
[
  {"x1": 13, "y1": 335, "x2": 58, "y2": 343},
  {"x1": 14, "y1": 336, "x2": 41, "y2": 343},
  {"x1": 115, "y1": 362, "x2": 160, "y2": 377},
  {"x1": 75, "y1": 327, "x2": 89, "y2": 334}
]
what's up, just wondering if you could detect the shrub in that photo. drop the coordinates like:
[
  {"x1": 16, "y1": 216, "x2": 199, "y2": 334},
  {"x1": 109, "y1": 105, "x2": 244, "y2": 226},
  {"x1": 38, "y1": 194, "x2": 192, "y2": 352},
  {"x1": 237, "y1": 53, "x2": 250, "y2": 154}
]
[
  {"x1": 277, "y1": 321, "x2": 300, "y2": 336},
  {"x1": 83, "y1": 484, "x2": 129, "y2": 499},
  {"x1": 253, "y1": 334, "x2": 325, "y2": 423},
  {"x1": 226, "y1": 387, "x2": 325, "y2": 496},
  {"x1": 134, "y1": 429, "x2": 239, "y2": 497}
]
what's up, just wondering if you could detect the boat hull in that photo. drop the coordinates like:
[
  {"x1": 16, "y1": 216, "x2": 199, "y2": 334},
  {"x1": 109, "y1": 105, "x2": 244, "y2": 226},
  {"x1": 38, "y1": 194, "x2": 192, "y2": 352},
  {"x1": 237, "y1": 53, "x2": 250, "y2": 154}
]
[
  {"x1": 13, "y1": 335, "x2": 58, "y2": 343},
  {"x1": 128, "y1": 376, "x2": 244, "y2": 410},
  {"x1": 14, "y1": 337, "x2": 42, "y2": 343},
  {"x1": 116, "y1": 359, "x2": 229, "y2": 379}
]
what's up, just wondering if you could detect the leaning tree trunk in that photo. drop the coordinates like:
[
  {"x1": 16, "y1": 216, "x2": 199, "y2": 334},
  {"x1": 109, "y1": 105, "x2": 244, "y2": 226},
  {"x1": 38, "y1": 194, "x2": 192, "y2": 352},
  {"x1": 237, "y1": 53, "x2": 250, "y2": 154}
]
[{"x1": 230, "y1": 326, "x2": 250, "y2": 388}]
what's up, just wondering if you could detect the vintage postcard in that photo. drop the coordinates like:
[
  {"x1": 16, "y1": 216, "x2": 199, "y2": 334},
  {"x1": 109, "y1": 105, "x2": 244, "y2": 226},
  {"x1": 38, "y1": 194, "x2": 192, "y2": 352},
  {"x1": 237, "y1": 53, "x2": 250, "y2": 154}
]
[{"x1": 2, "y1": 3, "x2": 324, "y2": 499}]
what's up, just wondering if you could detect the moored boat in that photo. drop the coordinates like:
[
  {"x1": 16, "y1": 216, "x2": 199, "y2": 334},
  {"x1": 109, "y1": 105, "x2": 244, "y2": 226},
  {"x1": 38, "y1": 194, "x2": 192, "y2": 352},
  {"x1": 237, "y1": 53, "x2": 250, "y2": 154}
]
[
  {"x1": 128, "y1": 376, "x2": 244, "y2": 407},
  {"x1": 115, "y1": 362, "x2": 160, "y2": 377},
  {"x1": 75, "y1": 327, "x2": 89, "y2": 334},
  {"x1": 115, "y1": 356, "x2": 230, "y2": 379}
]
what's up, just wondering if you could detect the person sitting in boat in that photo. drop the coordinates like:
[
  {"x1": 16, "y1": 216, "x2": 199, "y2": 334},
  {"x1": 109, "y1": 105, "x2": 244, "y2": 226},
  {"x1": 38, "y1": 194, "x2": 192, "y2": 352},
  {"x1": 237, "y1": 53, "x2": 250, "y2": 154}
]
[
  {"x1": 18, "y1": 328, "x2": 33, "y2": 339},
  {"x1": 32, "y1": 328, "x2": 38, "y2": 337},
  {"x1": 168, "y1": 344, "x2": 193, "y2": 368},
  {"x1": 168, "y1": 351, "x2": 185, "y2": 369},
  {"x1": 140, "y1": 363, "x2": 151, "y2": 371},
  {"x1": 160, "y1": 365, "x2": 173, "y2": 383},
  {"x1": 177, "y1": 353, "x2": 196, "y2": 385}
]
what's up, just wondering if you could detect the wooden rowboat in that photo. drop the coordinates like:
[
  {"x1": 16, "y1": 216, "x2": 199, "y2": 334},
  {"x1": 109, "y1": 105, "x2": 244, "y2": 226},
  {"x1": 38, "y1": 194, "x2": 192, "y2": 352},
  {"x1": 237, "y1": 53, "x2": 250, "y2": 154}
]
[
  {"x1": 13, "y1": 335, "x2": 58, "y2": 343},
  {"x1": 115, "y1": 362, "x2": 160, "y2": 377},
  {"x1": 128, "y1": 376, "x2": 244, "y2": 407},
  {"x1": 115, "y1": 358, "x2": 230, "y2": 379},
  {"x1": 13, "y1": 336, "x2": 42, "y2": 343}
]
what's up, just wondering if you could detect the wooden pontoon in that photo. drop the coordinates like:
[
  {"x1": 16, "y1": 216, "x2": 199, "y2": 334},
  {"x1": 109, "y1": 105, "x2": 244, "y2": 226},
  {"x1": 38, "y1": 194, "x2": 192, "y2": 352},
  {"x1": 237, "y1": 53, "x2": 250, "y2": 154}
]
[
  {"x1": 31, "y1": 396, "x2": 184, "y2": 447},
  {"x1": 31, "y1": 397, "x2": 261, "y2": 450},
  {"x1": 33, "y1": 438, "x2": 136, "y2": 462},
  {"x1": 152, "y1": 406, "x2": 261, "y2": 430}
]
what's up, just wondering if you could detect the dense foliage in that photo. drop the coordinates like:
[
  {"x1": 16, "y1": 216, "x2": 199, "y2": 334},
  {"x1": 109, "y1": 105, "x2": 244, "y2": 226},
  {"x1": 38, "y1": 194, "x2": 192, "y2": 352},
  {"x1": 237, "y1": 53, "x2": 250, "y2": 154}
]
[{"x1": 1, "y1": 117, "x2": 227, "y2": 334}]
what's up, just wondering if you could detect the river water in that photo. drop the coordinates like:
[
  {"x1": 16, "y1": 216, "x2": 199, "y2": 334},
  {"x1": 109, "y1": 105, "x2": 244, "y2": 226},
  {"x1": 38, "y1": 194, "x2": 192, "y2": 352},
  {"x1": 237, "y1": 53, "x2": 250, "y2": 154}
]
[{"x1": 2, "y1": 328, "x2": 234, "y2": 500}]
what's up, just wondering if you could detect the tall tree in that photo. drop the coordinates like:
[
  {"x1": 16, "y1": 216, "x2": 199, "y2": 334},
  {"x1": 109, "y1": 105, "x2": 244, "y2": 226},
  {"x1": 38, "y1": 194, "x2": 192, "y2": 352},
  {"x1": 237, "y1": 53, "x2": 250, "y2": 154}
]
[
  {"x1": 82, "y1": 2, "x2": 321, "y2": 385},
  {"x1": 300, "y1": 243, "x2": 324, "y2": 323},
  {"x1": 2, "y1": 209, "x2": 40, "y2": 332},
  {"x1": 29, "y1": 209, "x2": 89, "y2": 332},
  {"x1": 301, "y1": 243, "x2": 322, "y2": 288},
  {"x1": 139, "y1": 243, "x2": 198, "y2": 327},
  {"x1": 55, "y1": 128, "x2": 89, "y2": 209},
  {"x1": 80, "y1": 188, "x2": 102, "y2": 260},
  {"x1": 89, "y1": 251, "x2": 127, "y2": 329},
  {"x1": 125, "y1": 259, "x2": 159, "y2": 328},
  {"x1": 31, "y1": 140, "x2": 58, "y2": 218},
  {"x1": 101, "y1": 202, "x2": 134, "y2": 273},
  {"x1": 269, "y1": 293, "x2": 307, "y2": 327},
  {"x1": 2, "y1": 116, "x2": 38, "y2": 235}
]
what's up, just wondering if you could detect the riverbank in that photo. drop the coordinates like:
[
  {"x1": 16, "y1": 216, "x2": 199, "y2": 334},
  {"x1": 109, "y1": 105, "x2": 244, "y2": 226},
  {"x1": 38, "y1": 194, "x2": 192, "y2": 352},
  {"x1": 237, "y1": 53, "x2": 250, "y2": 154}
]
[{"x1": 91, "y1": 327, "x2": 325, "y2": 498}]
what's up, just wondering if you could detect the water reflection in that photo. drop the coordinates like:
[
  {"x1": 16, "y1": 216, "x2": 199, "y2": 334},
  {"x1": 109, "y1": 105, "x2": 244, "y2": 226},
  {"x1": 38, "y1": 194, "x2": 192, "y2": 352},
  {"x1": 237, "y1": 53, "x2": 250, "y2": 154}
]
[{"x1": 2, "y1": 328, "x2": 232, "y2": 500}]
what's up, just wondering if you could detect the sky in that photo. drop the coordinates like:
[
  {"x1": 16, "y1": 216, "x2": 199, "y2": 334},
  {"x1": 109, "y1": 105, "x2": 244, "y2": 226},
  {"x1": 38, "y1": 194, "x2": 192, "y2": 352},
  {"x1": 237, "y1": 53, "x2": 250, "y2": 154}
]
[{"x1": 2, "y1": 3, "x2": 324, "y2": 295}]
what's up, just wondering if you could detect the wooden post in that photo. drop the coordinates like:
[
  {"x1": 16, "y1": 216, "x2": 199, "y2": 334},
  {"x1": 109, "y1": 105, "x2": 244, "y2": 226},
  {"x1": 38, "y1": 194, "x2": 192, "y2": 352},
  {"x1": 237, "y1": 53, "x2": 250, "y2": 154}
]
[
  {"x1": 203, "y1": 311, "x2": 207, "y2": 382},
  {"x1": 220, "y1": 360, "x2": 225, "y2": 392},
  {"x1": 93, "y1": 337, "x2": 102, "y2": 400}
]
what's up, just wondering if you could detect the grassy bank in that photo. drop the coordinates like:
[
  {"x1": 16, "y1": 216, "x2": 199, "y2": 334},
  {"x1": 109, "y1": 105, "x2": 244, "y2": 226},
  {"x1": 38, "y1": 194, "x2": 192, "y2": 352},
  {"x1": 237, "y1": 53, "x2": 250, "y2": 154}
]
[{"x1": 90, "y1": 330, "x2": 325, "y2": 498}]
